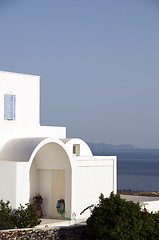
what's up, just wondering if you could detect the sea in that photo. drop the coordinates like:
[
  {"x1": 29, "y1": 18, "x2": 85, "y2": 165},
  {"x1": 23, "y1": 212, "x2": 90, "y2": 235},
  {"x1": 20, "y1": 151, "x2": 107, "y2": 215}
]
[{"x1": 92, "y1": 149, "x2": 159, "y2": 192}]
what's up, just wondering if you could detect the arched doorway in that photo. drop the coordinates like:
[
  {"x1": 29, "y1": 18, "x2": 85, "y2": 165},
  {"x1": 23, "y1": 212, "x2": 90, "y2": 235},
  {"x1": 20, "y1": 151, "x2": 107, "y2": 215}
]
[{"x1": 29, "y1": 141, "x2": 72, "y2": 218}]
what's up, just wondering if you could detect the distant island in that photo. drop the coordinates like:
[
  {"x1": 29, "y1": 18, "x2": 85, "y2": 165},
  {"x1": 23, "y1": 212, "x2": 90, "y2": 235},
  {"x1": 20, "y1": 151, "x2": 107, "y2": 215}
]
[{"x1": 87, "y1": 142, "x2": 139, "y2": 150}]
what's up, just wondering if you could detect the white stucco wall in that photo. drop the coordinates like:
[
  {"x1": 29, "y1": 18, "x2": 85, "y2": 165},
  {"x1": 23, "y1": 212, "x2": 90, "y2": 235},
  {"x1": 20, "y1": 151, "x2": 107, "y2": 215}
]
[
  {"x1": 142, "y1": 201, "x2": 159, "y2": 213},
  {"x1": 61, "y1": 138, "x2": 93, "y2": 156},
  {"x1": 0, "y1": 125, "x2": 66, "y2": 151},
  {"x1": 0, "y1": 71, "x2": 40, "y2": 125},
  {"x1": 0, "y1": 161, "x2": 30, "y2": 209},
  {"x1": 0, "y1": 161, "x2": 17, "y2": 208},
  {"x1": 40, "y1": 126, "x2": 66, "y2": 138},
  {"x1": 121, "y1": 195, "x2": 159, "y2": 214},
  {"x1": 0, "y1": 71, "x2": 66, "y2": 151},
  {"x1": 38, "y1": 170, "x2": 52, "y2": 217},
  {"x1": 74, "y1": 166, "x2": 114, "y2": 219},
  {"x1": 72, "y1": 157, "x2": 117, "y2": 219},
  {"x1": 16, "y1": 162, "x2": 30, "y2": 208},
  {"x1": 0, "y1": 138, "x2": 117, "y2": 221}
]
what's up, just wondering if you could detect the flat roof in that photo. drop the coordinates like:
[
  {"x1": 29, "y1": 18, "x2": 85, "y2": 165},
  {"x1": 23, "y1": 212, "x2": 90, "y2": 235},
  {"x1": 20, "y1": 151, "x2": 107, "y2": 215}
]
[
  {"x1": 0, "y1": 70, "x2": 40, "y2": 78},
  {"x1": 121, "y1": 194, "x2": 159, "y2": 203}
]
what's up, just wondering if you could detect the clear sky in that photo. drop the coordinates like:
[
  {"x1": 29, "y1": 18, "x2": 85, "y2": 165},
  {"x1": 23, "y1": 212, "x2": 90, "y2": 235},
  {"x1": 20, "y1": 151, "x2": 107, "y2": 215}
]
[{"x1": 0, "y1": 0, "x2": 159, "y2": 148}]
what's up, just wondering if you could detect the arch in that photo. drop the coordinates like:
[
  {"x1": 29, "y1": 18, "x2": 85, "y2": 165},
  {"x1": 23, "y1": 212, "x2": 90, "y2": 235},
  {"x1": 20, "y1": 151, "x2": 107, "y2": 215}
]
[
  {"x1": 60, "y1": 138, "x2": 93, "y2": 156},
  {"x1": 28, "y1": 138, "x2": 73, "y2": 168},
  {"x1": 0, "y1": 137, "x2": 72, "y2": 164},
  {"x1": 28, "y1": 138, "x2": 73, "y2": 218},
  {"x1": 0, "y1": 137, "x2": 73, "y2": 217}
]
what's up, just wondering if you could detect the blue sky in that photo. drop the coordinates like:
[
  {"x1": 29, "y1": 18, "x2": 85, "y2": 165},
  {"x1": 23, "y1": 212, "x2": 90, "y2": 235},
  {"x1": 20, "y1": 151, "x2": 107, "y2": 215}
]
[{"x1": 0, "y1": 0, "x2": 159, "y2": 148}]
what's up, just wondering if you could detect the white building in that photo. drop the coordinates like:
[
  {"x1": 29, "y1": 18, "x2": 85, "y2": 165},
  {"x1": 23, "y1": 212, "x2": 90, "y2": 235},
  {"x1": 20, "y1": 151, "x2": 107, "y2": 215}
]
[{"x1": 0, "y1": 70, "x2": 117, "y2": 220}]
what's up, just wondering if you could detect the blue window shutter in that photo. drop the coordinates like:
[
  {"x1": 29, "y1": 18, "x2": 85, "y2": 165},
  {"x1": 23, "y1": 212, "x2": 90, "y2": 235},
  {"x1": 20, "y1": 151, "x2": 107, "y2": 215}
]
[
  {"x1": 4, "y1": 94, "x2": 11, "y2": 120},
  {"x1": 12, "y1": 95, "x2": 16, "y2": 120},
  {"x1": 4, "y1": 94, "x2": 16, "y2": 120}
]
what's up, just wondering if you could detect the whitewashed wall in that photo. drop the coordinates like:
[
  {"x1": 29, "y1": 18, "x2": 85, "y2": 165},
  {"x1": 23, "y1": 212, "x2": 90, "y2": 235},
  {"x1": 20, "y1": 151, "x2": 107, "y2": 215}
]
[
  {"x1": 72, "y1": 157, "x2": 117, "y2": 219},
  {"x1": 0, "y1": 70, "x2": 117, "y2": 221},
  {"x1": 61, "y1": 138, "x2": 93, "y2": 156},
  {"x1": 30, "y1": 142, "x2": 72, "y2": 218},
  {"x1": 0, "y1": 71, "x2": 66, "y2": 150},
  {"x1": 0, "y1": 71, "x2": 40, "y2": 125},
  {"x1": 0, "y1": 161, "x2": 17, "y2": 207},
  {"x1": 142, "y1": 201, "x2": 159, "y2": 213}
]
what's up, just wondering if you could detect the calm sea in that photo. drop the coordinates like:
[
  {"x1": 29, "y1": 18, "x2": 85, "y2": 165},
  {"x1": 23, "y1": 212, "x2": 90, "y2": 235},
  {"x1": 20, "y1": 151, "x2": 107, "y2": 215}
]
[{"x1": 92, "y1": 149, "x2": 159, "y2": 191}]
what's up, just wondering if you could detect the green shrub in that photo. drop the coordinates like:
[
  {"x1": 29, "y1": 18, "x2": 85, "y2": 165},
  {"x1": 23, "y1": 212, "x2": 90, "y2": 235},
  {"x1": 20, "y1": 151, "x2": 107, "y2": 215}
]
[
  {"x1": 141, "y1": 210, "x2": 159, "y2": 240},
  {"x1": 0, "y1": 200, "x2": 41, "y2": 230},
  {"x1": 86, "y1": 192, "x2": 159, "y2": 240},
  {"x1": 0, "y1": 200, "x2": 15, "y2": 230},
  {"x1": 15, "y1": 203, "x2": 41, "y2": 228}
]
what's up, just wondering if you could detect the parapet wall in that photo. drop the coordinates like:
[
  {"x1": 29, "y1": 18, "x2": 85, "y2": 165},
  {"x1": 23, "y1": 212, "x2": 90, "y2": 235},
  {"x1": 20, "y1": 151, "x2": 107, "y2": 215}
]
[{"x1": 0, "y1": 225, "x2": 92, "y2": 240}]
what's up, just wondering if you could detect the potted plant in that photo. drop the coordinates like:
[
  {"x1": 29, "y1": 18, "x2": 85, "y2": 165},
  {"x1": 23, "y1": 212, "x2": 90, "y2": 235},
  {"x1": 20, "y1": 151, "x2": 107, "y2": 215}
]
[{"x1": 33, "y1": 194, "x2": 43, "y2": 218}]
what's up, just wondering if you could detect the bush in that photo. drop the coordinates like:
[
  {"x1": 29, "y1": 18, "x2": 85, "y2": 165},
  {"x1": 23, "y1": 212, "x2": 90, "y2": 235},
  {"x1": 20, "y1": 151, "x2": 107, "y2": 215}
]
[
  {"x1": 0, "y1": 200, "x2": 41, "y2": 230},
  {"x1": 141, "y1": 210, "x2": 159, "y2": 240},
  {"x1": 86, "y1": 192, "x2": 159, "y2": 240},
  {"x1": 15, "y1": 203, "x2": 41, "y2": 228},
  {"x1": 0, "y1": 200, "x2": 15, "y2": 230}
]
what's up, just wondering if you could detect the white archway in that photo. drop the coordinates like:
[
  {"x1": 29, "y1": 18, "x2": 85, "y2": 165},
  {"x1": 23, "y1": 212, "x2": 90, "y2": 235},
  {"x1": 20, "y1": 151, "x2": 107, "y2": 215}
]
[{"x1": 29, "y1": 140, "x2": 72, "y2": 218}]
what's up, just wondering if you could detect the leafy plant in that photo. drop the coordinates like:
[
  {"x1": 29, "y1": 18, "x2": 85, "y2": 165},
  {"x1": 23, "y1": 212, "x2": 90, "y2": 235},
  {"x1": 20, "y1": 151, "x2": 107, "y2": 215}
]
[
  {"x1": 141, "y1": 210, "x2": 159, "y2": 240},
  {"x1": 0, "y1": 200, "x2": 41, "y2": 230},
  {"x1": 15, "y1": 203, "x2": 41, "y2": 228},
  {"x1": 0, "y1": 200, "x2": 15, "y2": 230},
  {"x1": 86, "y1": 192, "x2": 159, "y2": 240}
]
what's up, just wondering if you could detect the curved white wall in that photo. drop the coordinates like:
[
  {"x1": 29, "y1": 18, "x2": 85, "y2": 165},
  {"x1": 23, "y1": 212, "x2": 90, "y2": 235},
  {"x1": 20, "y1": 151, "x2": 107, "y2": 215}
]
[
  {"x1": 62, "y1": 138, "x2": 93, "y2": 157},
  {"x1": 30, "y1": 142, "x2": 72, "y2": 218}
]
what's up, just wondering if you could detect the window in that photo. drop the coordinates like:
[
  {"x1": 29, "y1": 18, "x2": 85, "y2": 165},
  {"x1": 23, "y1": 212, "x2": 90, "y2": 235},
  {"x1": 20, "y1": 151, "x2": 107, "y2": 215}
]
[
  {"x1": 4, "y1": 94, "x2": 16, "y2": 120},
  {"x1": 73, "y1": 144, "x2": 80, "y2": 156}
]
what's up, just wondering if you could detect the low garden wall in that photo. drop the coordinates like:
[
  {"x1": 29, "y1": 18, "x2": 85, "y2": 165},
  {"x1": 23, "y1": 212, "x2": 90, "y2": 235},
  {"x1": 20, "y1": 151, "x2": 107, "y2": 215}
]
[{"x1": 0, "y1": 225, "x2": 93, "y2": 240}]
